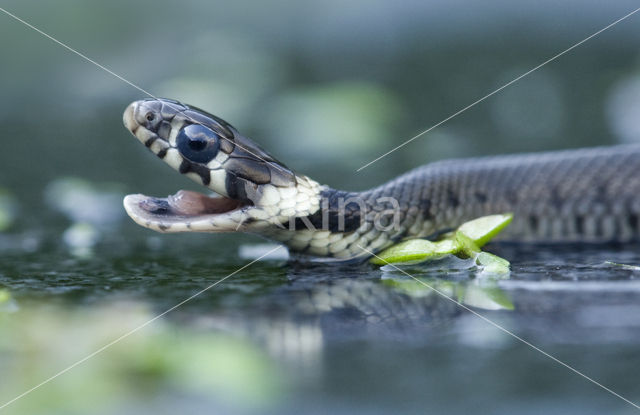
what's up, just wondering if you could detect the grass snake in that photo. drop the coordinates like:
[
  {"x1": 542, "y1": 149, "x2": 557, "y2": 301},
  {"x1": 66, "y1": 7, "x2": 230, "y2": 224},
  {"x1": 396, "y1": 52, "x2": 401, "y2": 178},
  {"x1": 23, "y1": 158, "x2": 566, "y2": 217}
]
[{"x1": 122, "y1": 98, "x2": 640, "y2": 261}]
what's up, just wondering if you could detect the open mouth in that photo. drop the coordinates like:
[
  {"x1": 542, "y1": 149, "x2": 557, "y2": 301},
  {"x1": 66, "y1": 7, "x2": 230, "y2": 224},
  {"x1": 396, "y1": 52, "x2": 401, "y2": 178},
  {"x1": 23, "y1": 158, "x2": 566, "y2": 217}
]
[
  {"x1": 123, "y1": 190, "x2": 252, "y2": 232},
  {"x1": 122, "y1": 100, "x2": 256, "y2": 233}
]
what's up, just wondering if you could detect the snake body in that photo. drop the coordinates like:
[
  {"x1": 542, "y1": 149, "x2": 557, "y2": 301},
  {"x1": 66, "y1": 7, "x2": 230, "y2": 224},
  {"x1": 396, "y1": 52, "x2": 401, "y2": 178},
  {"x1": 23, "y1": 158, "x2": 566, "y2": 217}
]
[{"x1": 122, "y1": 98, "x2": 640, "y2": 261}]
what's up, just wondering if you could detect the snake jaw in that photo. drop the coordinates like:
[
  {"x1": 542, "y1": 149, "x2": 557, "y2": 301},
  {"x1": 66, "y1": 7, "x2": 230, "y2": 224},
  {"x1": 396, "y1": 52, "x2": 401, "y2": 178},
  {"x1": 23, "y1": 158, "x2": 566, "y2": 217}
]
[
  {"x1": 122, "y1": 191, "x2": 259, "y2": 233},
  {"x1": 123, "y1": 98, "x2": 323, "y2": 235},
  {"x1": 122, "y1": 100, "x2": 251, "y2": 232}
]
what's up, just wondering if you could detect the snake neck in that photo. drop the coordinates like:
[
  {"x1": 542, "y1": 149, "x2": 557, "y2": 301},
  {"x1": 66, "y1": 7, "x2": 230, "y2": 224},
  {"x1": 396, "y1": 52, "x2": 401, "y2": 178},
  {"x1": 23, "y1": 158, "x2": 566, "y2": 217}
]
[{"x1": 259, "y1": 176, "x2": 415, "y2": 261}]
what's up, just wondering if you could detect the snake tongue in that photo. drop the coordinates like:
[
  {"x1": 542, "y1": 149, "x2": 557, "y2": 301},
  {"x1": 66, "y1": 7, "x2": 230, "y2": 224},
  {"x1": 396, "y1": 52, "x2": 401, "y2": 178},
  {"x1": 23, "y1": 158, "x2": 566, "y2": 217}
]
[{"x1": 123, "y1": 190, "x2": 249, "y2": 233}]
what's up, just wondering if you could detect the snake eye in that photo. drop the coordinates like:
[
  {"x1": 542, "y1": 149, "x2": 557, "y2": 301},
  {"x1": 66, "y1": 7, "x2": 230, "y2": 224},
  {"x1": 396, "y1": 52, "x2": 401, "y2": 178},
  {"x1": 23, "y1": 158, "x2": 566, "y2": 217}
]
[
  {"x1": 145, "y1": 112, "x2": 155, "y2": 122},
  {"x1": 176, "y1": 124, "x2": 220, "y2": 164}
]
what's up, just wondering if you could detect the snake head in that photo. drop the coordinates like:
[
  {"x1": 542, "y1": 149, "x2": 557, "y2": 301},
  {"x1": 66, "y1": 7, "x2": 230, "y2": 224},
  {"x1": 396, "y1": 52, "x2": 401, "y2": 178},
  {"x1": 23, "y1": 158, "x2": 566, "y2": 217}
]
[{"x1": 122, "y1": 98, "x2": 322, "y2": 234}]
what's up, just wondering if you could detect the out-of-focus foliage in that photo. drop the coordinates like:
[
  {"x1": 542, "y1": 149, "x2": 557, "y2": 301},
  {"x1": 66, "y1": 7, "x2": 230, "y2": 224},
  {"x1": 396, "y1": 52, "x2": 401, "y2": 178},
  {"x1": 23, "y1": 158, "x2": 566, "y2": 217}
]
[{"x1": 0, "y1": 299, "x2": 284, "y2": 415}]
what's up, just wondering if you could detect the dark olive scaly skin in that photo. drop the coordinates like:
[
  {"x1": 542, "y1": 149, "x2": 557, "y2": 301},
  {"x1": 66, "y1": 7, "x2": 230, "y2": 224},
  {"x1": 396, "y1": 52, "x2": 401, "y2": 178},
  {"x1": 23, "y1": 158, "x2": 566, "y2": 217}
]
[{"x1": 123, "y1": 98, "x2": 640, "y2": 261}]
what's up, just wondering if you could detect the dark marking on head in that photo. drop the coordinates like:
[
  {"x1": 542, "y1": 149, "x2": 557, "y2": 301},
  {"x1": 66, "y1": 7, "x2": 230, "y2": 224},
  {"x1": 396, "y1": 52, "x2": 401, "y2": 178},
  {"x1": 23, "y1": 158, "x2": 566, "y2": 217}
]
[
  {"x1": 224, "y1": 157, "x2": 271, "y2": 184},
  {"x1": 225, "y1": 173, "x2": 248, "y2": 201},
  {"x1": 158, "y1": 224, "x2": 170, "y2": 231},
  {"x1": 144, "y1": 135, "x2": 157, "y2": 147},
  {"x1": 178, "y1": 160, "x2": 211, "y2": 185},
  {"x1": 157, "y1": 148, "x2": 167, "y2": 159},
  {"x1": 192, "y1": 164, "x2": 211, "y2": 185},
  {"x1": 228, "y1": 135, "x2": 296, "y2": 187},
  {"x1": 179, "y1": 160, "x2": 190, "y2": 174}
]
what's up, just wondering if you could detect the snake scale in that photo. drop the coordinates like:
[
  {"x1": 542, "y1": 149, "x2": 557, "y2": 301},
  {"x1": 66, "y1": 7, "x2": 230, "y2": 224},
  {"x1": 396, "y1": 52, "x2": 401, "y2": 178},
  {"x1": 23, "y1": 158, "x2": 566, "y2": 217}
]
[{"x1": 122, "y1": 98, "x2": 640, "y2": 261}]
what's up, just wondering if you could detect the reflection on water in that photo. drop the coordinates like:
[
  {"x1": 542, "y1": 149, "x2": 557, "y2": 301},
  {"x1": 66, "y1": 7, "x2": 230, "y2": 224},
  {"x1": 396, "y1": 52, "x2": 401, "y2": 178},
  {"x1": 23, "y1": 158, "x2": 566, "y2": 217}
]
[{"x1": 2, "y1": 215, "x2": 640, "y2": 413}]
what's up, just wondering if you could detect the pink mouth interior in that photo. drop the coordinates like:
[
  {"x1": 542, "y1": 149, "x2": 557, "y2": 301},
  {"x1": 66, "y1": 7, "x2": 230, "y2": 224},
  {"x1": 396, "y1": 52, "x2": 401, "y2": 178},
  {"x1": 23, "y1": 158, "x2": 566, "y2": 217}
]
[{"x1": 140, "y1": 190, "x2": 246, "y2": 217}]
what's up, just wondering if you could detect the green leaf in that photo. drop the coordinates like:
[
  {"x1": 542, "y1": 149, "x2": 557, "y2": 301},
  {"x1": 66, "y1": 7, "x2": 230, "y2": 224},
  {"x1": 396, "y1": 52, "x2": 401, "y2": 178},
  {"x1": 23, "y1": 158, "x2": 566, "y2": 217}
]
[
  {"x1": 454, "y1": 231, "x2": 481, "y2": 257},
  {"x1": 457, "y1": 213, "x2": 513, "y2": 247},
  {"x1": 476, "y1": 252, "x2": 510, "y2": 274},
  {"x1": 370, "y1": 213, "x2": 513, "y2": 266},
  {"x1": 370, "y1": 239, "x2": 444, "y2": 265},
  {"x1": 432, "y1": 239, "x2": 458, "y2": 255}
]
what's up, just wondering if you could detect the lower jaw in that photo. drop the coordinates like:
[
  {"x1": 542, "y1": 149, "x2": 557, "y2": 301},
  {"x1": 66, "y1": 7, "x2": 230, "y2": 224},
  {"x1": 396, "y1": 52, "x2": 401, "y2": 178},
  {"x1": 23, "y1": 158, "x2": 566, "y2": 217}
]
[{"x1": 122, "y1": 190, "x2": 249, "y2": 233}]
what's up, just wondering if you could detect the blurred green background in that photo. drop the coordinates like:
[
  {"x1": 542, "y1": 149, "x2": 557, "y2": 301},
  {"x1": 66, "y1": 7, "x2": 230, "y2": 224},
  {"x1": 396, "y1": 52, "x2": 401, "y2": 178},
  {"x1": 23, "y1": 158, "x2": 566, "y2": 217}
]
[
  {"x1": 2, "y1": 1, "x2": 640, "y2": 414},
  {"x1": 2, "y1": 0, "x2": 639, "y2": 211}
]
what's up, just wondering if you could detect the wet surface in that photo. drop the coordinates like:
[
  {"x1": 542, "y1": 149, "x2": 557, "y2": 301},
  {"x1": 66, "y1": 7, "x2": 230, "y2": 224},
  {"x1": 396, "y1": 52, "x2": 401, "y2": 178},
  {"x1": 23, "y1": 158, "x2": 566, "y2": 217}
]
[{"x1": 1, "y1": 220, "x2": 640, "y2": 414}]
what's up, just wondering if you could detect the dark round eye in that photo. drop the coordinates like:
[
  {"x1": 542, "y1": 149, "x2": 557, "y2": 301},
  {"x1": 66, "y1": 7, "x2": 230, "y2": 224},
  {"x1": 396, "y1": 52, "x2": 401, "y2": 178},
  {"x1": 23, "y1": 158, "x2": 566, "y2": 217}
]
[
  {"x1": 145, "y1": 112, "x2": 155, "y2": 122},
  {"x1": 176, "y1": 124, "x2": 220, "y2": 164}
]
